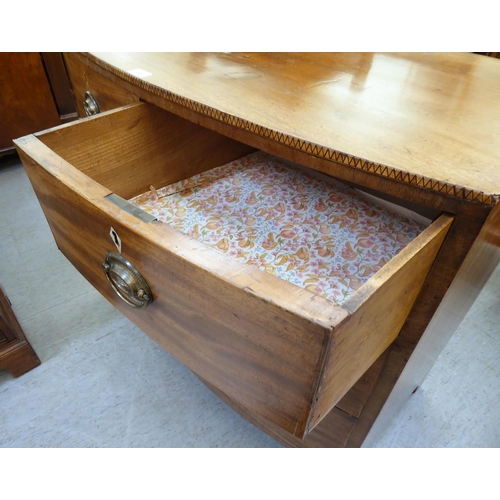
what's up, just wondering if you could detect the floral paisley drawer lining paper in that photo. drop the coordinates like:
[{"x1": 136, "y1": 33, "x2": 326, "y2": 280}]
[{"x1": 129, "y1": 152, "x2": 426, "y2": 306}]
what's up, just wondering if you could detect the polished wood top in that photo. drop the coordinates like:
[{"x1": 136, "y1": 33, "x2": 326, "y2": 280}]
[{"x1": 89, "y1": 52, "x2": 500, "y2": 205}]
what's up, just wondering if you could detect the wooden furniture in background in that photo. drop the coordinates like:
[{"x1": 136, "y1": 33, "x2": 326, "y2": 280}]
[
  {"x1": 0, "y1": 285, "x2": 40, "y2": 377},
  {"x1": 476, "y1": 52, "x2": 499, "y2": 58},
  {"x1": 63, "y1": 52, "x2": 139, "y2": 118},
  {"x1": 14, "y1": 52, "x2": 500, "y2": 446},
  {"x1": 14, "y1": 102, "x2": 453, "y2": 438},
  {"x1": 0, "y1": 53, "x2": 77, "y2": 156},
  {"x1": 40, "y1": 53, "x2": 79, "y2": 123}
]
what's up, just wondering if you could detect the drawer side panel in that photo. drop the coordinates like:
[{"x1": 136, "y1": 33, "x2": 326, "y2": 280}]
[{"x1": 307, "y1": 214, "x2": 453, "y2": 432}]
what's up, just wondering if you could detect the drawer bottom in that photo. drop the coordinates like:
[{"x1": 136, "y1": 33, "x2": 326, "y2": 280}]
[{"x1": 129, "y1": 151, "x2": 427, "y2": 306}]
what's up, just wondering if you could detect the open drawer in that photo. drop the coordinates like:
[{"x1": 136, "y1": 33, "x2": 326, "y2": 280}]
[{"x1": 14, "y1": 102, "x2": 453, "y2": 438}]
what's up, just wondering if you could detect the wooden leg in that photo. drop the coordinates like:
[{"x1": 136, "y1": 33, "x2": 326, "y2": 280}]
[
  {"x1": 0, "y1": 285, "x2": 41, "y2": 378},
  {"x1": 0, "y1": 339, "x2": 41, "y2": 378}
]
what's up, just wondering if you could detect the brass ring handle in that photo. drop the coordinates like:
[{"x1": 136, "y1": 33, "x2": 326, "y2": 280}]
[
  {"x1": 83, "y1": 91, "x2": 100, "y2": 116},
  {"x1": 102, "y1": 252, "x2": 153, "y2": 309}
]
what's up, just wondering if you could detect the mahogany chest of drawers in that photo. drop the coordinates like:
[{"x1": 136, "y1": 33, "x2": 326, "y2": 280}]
[{"x1": 14, "y1": 52, "x2": 500, "y2": 447}]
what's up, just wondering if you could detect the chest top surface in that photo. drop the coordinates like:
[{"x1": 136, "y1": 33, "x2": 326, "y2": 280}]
[{"x1": 88, "y1": 52, "x2": 500, "y2": 205}]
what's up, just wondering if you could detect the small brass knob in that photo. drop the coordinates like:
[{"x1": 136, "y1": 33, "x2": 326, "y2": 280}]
[
  {"x1": 102, "y1": 252, "x2": 152, "y2": 309},
  {"x1": 83, "y1": 91, "x2": 100, "y2": 116}
]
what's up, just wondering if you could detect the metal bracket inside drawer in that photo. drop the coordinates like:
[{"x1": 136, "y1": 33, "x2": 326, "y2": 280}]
[{"x1": 105, "y1": 193, "x2": 157, "y2": 223}]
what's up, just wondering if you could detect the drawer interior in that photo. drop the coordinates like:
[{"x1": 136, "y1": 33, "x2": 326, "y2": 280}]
[
  {"x1": 128, "y1": 150, "x2": 428, "y2": 306},
  {"x1": 19, "y1": 101, "x2": 453, "y2": 437},
  {"x1": 37, "y1": 102, "x2": 256, "y2": 201},
  {"x1": 36, "y1": 102, "x2": 432, "y2": 307}
]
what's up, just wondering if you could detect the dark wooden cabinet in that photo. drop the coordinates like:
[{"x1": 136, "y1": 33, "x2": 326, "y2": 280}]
[
  {"x1": 0, "y1": 52, "x2": 76, "y2": 155},
  {"x1": 0, "y1": 285, "x2": 41, "y2": 377}
]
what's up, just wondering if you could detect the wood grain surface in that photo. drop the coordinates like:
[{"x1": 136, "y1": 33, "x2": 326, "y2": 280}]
[
  {"x1": 307, "y1": 213, "x2": 453, "y2": 432},
  {"x1": 0, "y1": 285, "x2": 41, "y2": 378},
  {"x1": 15, "y1": 108, "x2": 344, "y2": 437},
  {"x1": 64, "y1": 52, "x2": 139, "y2": 117},
  {"x1": 0, "y1": 53, "x2": 60, "y2": 152},
  {"x1": 39, "y1": 102, "x2": 255, "y2": 200},
  {"x1": 15, "y1": 102, "x2": 453, "y2": 437},
  {"x1": 40, "y1": 53, "x2": 77, "y2": 121},
  {"x1": 82, "y1": 52, "x2": 500, "y2": 204},
  {"x1": 14, "y1": 53, "x2": 500, "y2": 446}
]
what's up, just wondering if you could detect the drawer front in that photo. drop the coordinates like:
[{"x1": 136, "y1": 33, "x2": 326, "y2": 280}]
[
  {"x1": 14, "y1": 103, "x2": 452, "y2": 438},
  {"x1": 64, "y1": 53, "x2": 139, "y2": 117},
  {"x1": 17, "y1": 146, "x2": 333, "y2": 437}
]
